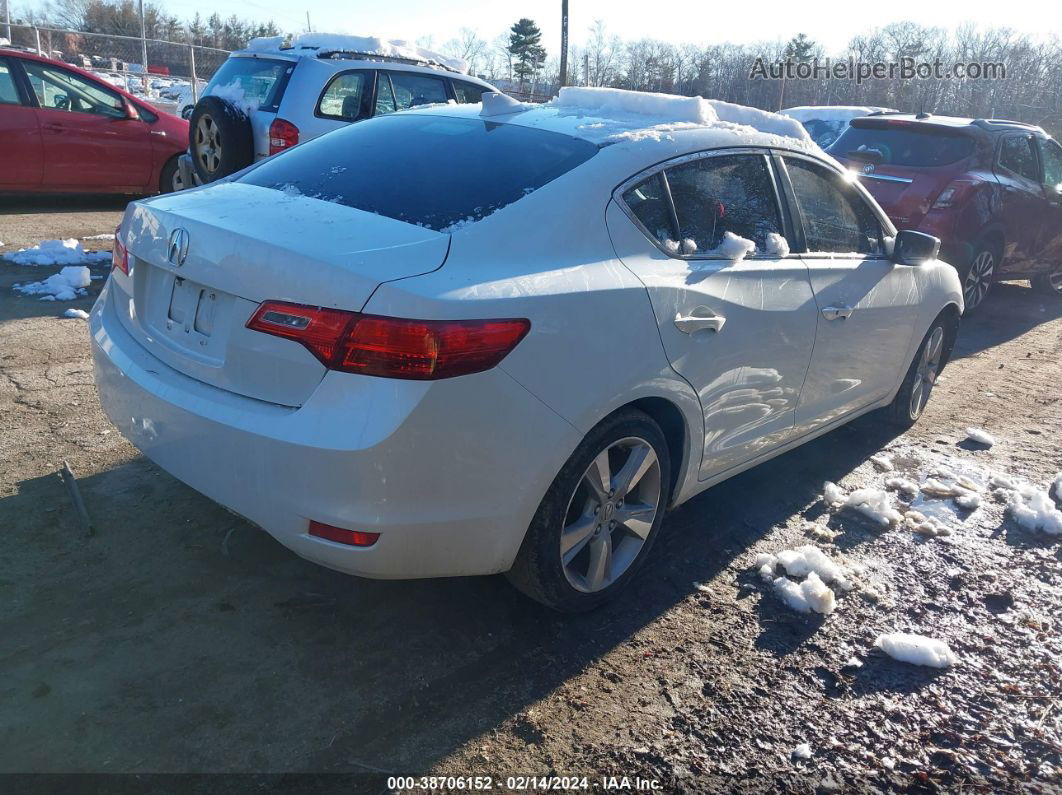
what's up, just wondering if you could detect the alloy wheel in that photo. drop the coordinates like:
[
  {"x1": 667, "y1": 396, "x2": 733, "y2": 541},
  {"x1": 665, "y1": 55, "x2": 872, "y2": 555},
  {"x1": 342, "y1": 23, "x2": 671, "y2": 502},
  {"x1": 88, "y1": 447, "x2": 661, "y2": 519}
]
[
  {"x1": 560, "y1": 437, "x2": 662, "y2": 594},
  {"x1": 195, "y1": 115, "x2": 223, "y2": 174},
  {"x1": 963, "y1": 250, "x2": 995, "y2": 309},
  {"x1": 171, "y1": 168, "x2": 184, "y2": 192},
  {"x1": 909, "y1": 325, "x2": 945, "y2": 420}
]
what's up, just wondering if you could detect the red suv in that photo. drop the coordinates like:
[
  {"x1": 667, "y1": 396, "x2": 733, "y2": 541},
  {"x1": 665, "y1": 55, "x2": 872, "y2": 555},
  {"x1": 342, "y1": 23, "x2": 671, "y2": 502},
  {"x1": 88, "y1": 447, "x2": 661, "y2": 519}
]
[
  {"x1": 829, "y1": 114, "x2": 1062, "y2": 310},
  {"x1": 0, "y1": 47, "x2": 188, "y2": 195}
]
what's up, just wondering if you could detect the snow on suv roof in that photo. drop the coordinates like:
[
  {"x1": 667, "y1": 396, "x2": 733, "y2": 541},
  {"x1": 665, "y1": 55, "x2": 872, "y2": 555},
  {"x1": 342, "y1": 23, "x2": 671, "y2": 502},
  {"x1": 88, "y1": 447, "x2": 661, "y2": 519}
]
[
  {"x1": 465, "y1": 87, "x2": 815, "y2": 150},
  {"x1": 244, "y1": 33, "x2": 467, "y2": 73},
  {"x1": 781, "y1": 105, "x2": 896, "y2": 122}
]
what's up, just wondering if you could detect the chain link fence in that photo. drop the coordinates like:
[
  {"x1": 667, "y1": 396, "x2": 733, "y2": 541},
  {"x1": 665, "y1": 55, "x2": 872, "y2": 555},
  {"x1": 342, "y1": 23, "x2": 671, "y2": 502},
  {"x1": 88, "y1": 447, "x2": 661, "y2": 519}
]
[{"x1": 5, "y1": 23, "x2": 229, "y2": 116}]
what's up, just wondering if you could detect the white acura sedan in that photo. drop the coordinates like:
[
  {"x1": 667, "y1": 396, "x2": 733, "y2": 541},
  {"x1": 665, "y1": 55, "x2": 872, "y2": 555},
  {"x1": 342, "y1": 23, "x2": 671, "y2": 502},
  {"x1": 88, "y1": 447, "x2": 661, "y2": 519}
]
[{"x1": 91, "y1": 88, "x2": 962, "y2": 611}]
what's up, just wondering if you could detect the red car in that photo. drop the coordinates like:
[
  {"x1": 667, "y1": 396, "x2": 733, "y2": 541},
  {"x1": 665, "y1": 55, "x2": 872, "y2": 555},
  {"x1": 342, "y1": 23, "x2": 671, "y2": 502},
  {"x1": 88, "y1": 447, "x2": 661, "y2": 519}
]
[
  {"x1": 0, "y1": 47, "x2": 188, "y2": 195},
  {"x1": 829, "y1": 114, "x2": 1062, "y2": 310}
]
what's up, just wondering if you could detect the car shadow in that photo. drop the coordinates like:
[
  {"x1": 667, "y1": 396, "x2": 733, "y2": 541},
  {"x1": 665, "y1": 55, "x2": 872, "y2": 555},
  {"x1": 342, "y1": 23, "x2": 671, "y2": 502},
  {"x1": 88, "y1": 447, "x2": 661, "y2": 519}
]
[
  {"x1": 949, "y1": 281, "x2": 1062, "y2": 361},
  {"x1": 0, "y1": 194, "x2": 137, "y2": 215}
]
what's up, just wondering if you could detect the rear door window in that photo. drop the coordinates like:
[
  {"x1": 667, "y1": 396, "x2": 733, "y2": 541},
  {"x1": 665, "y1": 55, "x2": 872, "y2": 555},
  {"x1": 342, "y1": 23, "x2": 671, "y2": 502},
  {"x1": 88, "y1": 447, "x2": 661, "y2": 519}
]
[
  {"x1": 316, "y1": 71, "x2": 370, "y2": 121},
  {"x1": 1040, "y1": 139, "x2": 1062, "y2": 190},
  {"x1": 999, "y1": 135, "x2": 1041, "y2": 182},
  {"x1": 622, "y1": 174, "x2": 678, "y2": 251},
  {"x1": 784, "y1": 157, "x2": 884, "y2": 255},
  {"x1": 663, "y1": 154, "x2": 784, "y2": 256},
  {"x1": 202, "y1": 57, "x2": 289, "y2": 113},
  {"x1": 387, "y1": 72, "x2": 449, "y2": 110},
  {"x1": 453, "y1": 81, "x2": 486, "y2": 104}
]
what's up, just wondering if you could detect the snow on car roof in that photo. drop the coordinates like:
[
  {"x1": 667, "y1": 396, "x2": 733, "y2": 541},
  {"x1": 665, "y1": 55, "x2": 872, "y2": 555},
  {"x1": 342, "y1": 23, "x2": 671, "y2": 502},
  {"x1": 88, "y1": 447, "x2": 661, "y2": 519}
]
[
  {"x1": 472, "y1": 87, "x2": 815, "y2": 150},
  {"x1": 780, "y1": 105, "x2": 897, "y2": 122},
  {"x1": 244, "y1": 33, "x2": 468, "y2": 73}
]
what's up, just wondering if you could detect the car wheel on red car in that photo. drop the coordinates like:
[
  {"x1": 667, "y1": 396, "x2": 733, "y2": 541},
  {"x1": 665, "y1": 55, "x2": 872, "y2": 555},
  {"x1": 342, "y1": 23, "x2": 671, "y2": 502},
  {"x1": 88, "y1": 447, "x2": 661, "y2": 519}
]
[
  {"x1": 1031, "y1": 267, "x2": 1062, "y2": 298},
  {"x1": 961, "y1": 241, "x2": 1000, "y2": 312},
  {"x1": 159, "y1": 157, "x2": 183, "y2": 193}
]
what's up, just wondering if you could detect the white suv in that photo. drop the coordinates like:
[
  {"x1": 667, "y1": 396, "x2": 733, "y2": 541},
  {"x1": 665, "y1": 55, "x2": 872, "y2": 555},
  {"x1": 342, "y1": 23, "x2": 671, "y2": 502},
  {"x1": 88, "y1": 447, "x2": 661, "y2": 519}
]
[{"x1": 178, "y1": 34, "x2": 498, "y2": 186}]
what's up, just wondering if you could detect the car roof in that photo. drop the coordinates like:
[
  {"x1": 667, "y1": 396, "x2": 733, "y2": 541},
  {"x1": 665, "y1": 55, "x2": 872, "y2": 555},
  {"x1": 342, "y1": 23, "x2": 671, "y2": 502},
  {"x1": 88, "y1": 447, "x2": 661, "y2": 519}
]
[
  {"x1": 403, "y1": 88, "x2": 818, "y2": 154},
  {"x1": 851, "y1": 113, "x2": 1045, "y2": 136}
]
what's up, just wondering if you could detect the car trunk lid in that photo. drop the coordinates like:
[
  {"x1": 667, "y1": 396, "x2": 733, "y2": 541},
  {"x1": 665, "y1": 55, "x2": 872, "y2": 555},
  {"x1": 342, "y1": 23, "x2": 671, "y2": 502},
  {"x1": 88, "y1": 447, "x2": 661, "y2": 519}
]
[
  {"x1": 110, "y1": 182, "x2": 449, "y2": 406},
  {"x1": 844, "y1": 160, "x2": 958, "y2": 229}
]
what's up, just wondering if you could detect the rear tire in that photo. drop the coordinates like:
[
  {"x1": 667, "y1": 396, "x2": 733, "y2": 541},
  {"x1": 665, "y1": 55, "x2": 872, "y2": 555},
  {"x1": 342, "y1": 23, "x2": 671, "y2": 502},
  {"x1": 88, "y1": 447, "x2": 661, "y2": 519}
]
[
  {"x1": 188, "y1": 96, "x2": 254, "y2": 184},
  {"x1": 885, "y1": 314, "x2": 954, "y2": 428},
  {"x1": 506, "y1": 409, "x2": 671, "y2": 612},
  {"x1": 959, "y1": 239, "x2": 1000, "y2": 313},
  {"x1": 1031, "y1": 267, "x2": 1062, "y2": 298}
]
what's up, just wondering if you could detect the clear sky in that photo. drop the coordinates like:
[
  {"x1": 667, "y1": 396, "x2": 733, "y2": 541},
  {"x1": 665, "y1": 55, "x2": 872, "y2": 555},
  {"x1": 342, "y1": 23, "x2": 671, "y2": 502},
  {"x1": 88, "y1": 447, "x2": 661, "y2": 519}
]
[{"x1": 22, "y1": 0, "x2": 1062, "y2": 52}]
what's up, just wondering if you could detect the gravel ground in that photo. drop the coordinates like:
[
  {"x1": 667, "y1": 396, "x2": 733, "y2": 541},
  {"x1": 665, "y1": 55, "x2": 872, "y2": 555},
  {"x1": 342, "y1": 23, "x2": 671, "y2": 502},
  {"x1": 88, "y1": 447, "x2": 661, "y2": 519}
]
[{"x1": 1, "y1": 203, "x2": 1060, "y2": 791}]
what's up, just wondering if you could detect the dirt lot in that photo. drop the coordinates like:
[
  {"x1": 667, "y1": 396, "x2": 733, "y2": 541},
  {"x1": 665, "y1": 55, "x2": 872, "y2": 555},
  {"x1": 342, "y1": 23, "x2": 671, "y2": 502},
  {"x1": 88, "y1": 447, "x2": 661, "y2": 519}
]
[{"x1": 2, "y1": 200, "x2": 1061, "y2": 791}]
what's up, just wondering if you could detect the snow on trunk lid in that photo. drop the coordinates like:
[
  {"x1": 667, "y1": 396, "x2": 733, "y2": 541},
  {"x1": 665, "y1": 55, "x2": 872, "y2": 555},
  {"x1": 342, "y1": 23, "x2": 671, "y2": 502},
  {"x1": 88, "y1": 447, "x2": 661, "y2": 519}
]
[{"x1": 110, "y1": 183, "x2": 449, "y2": 406}]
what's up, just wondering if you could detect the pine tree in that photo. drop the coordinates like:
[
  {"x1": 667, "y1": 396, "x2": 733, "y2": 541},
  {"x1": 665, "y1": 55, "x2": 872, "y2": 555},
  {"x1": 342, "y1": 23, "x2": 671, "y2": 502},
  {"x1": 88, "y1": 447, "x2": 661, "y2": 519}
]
[
  {"x1": 508, "y1": 18, "x2": 547, "y2": 86},
  {"x1": 784, "y1": 33, "x2": 816, "y2": 62}
]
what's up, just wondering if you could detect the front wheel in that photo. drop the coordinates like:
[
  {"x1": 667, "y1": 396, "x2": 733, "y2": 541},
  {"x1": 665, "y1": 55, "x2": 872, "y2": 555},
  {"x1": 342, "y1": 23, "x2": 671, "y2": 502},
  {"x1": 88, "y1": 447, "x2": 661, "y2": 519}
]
[
  {"x1": 885, "y1": 317, "x2": 952, "y2": 427},
  {"x1": 506, "y1": 409, "x2": 671, "y2": 612},
  {"x1": 159, "y1": 157, "x2": 183, "y2": 193},
  {"x1": 1031, "y1": 267, "x2": 1062, "y2": 298},
  {"x1": 960, "y1": 243, "x2": 998, "y2": 312}
]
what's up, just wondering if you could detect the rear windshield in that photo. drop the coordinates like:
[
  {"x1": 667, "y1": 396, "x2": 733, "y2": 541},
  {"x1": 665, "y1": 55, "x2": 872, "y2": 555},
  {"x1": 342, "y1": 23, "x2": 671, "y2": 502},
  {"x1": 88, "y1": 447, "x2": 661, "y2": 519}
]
[
  {"x1": 829, "y1": 124, "x2": 975, "y2": 167},
  {"x1": 203, "y1": 56, "x2": 290, "y2": 113},
  {"x1": 238, "y1": 114, "x2": 598, "y2": 231}
]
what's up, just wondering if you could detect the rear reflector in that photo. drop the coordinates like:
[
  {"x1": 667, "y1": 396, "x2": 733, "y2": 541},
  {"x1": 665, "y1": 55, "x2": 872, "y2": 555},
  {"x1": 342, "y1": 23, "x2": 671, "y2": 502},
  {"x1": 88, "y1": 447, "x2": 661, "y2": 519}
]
[
  {"x1": 111, "y1": 225, "x2": 129, "y2": 275},
  {"x1": 308, "y1": 520, "x2": 379, "y2": 547},
  {"x1": 268, "y1": 118, "x2": 300, "y2": 155},
  {"x1": 247, "y1": 301, "x2": 530, "y2": 380}
]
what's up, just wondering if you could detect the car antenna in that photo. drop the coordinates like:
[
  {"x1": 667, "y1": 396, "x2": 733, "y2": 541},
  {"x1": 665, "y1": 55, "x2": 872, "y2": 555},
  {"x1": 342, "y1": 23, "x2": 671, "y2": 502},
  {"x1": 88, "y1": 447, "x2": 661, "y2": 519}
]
[{"x1": 915, "y1": 97, "x2": 931, "y2": 120}]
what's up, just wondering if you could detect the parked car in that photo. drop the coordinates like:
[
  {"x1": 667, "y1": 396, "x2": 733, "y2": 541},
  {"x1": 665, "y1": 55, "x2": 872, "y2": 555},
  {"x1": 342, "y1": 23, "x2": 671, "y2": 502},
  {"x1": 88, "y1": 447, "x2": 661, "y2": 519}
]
[
  {"x1": 829, "y1": 114, "x2": 1062, "y2": 309},
  {"x1": 780, "y1": 105, "x2": 897, "y2": 149},
  {"x1": 179, "y1": 33, "x2": 499, "y2": 186},
  {"x1": 92, "y1": 89, "x2": 961, "y2": 611},
  {"x1": 0, "y1": 47, "x2": 189, "y2": 194}
]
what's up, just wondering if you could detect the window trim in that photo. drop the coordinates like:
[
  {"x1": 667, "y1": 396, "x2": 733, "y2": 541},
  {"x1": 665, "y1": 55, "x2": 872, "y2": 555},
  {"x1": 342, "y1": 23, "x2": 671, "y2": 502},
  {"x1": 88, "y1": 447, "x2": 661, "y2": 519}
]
[
  {"x1": 776, "y1": 150, "x2": 895, "y2": 260},
  {"x1": 450, "y1": 78, "x2": 486, "y2": 104},
  {"x1": 1035, "y1": 137, "x2": 1062, "y2": 190},
  {"x1": 614, "y1": 147, "x2": 796, "y2": 262},
  {"x1": 314, "y1": 68, "x2": 375, "y2": 123},
  {"x1": 0, "y1": 56, "x2": 34, "y2": 106},
  {"x1": 996, "y1": 133, "x2": 1043, "y2": 184},
  {"x1": 381, "y1": 69, "x2": 450, "y2": 113}
]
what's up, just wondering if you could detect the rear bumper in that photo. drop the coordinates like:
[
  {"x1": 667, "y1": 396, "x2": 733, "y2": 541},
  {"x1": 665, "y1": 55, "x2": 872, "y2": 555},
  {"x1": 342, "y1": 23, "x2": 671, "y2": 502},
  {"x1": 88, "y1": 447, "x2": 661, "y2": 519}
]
[{"x1": 89, "y1": 280, "x2": 580, "y2": 579}]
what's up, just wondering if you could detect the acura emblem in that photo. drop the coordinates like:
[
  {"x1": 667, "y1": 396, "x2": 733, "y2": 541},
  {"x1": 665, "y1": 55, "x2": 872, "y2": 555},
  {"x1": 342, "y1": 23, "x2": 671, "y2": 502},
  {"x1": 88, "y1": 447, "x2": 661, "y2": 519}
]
[
  {"x1": 167, "y1": 227, "x2": 190, "y2": 267},
  {"x1": 862, "y1": 163, "x2": 876, "y2": 174}
]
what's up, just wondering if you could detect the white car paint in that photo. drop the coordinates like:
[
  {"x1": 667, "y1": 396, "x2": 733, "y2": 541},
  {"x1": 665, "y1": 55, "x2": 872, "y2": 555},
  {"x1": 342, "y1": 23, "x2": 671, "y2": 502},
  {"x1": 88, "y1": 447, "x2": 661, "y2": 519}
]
[{"x1": 91, "y1": 99, "x2": 962, "y2": 583}]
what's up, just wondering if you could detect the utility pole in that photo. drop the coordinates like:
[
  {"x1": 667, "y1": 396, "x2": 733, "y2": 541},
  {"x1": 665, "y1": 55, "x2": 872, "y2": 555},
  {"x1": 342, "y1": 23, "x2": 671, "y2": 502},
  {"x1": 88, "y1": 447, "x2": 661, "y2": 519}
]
[
  {"x1": 559, "y1": 0, "x2": 568, "y2": 87},
  {"x1": 3, "y1": 0, "x2": 11, "y2": 43},
  {"x1": 306, "y1": 11, "x2": 312, "y2": 33},
  {"x1": 138, "y1": 0, "x2": 149, "y2": 91}
]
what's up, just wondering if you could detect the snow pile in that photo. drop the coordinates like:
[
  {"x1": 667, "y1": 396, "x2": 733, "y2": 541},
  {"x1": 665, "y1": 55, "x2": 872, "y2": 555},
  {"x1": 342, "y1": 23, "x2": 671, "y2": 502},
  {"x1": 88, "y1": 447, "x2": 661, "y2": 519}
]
[
  {"x1": 209, "y1": 80, "x2": 259, "y2": 115},
  {"x1": 874, "y1": 632, "x2": 956, "y2": 668},
  {"x1": 920, "y1": 476, "x2": 982, "y2": 511},
  {"x1": 870, "y1": 454, "x2": 894, "y2": 471},
  {"x1": 822, "y1": 481, "x2": 902, "y2": 528},
  {"x1": 13, "y1": 266, "x2": 92, "y2": 301},
  {"x1": 884, "y1": 476, "x2": 919, "y2": 496},
  {"x1": 904, "y1": 509, "x2": 952, "y2": 538},
  {"x1": 792, "y1": 743, "x2": 813, "y2": 760},
  {"x1": 965, "y1": 427, "x2": 995, "y2": 447},
  {"x1": 702, "y1": 231, "x2": 756, "y2": 262},
  {"x1": 765, "y1": 232, "x2": 789, "y2": 257},
  {"x1": 1005, "y1": 482, "x2": 1062, "y2": 536},
  {"x1": 753, "y1": 545, "x2": 854, "y2": 615},
  {"x1": 246, "y1": 33, "x2": 468, "y2": 72},
  {"x1": 7, "y1": 238, "x2": 110, "y2": 266},
  {"x1": 555, "y1": 86, "x2": 713, "y2": 124},
  {"x1": 63, "y1": 308, "x2": 90, "y2": 319},
  {"x1": 480, "y1": 92, "x2": 529, "y2": 117}
]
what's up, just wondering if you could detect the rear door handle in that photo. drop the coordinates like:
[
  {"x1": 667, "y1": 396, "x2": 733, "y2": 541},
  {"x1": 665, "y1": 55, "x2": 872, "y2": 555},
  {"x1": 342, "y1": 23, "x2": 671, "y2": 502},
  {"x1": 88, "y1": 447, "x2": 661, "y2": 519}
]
[
  {"x1": 674, "y1": 307, "x2": 726, "y2": 334},
  {"x1": 821, "y1": 305, "x2": 854, "y2": 321}
]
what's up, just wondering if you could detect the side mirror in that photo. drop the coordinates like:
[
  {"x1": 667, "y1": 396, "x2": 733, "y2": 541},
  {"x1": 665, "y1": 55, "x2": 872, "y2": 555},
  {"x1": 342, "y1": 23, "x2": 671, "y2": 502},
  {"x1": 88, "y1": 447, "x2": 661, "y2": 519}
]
[{"x1": 893, "y1": 229, "x2": 940, "y2": 266}]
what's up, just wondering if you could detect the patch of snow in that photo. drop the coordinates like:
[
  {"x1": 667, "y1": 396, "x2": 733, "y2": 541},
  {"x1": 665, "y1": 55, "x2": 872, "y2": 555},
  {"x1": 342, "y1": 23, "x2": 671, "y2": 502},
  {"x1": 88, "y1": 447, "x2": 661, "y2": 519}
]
[
  {"x1": 1006, "y1": 483, "x2": 1062, "y2": 536},
  {"x1": 904, "y1": 510, "x2": 952, "y2": 537},
  {"x1": 874, "y1": 632, "x2": 956, "y2": 668},
  {"x1": 823, "y1": 481, "x2": 902, "y2": 527},
  {"x1": 245, "y1": 32, "x2": 469, "y2": 73},
  {"x1": 885, "y1": 476, "x2": 919, "y2": 496},
  {"x1": 7, "y1": 238, "x2": 110, "y2": 267},
  {"x1": 955, "y1": 492, "x2": 982, "y2": 510},
  {"x1": 965, "y1": 427, "x2": 995, "y2": 447},
  {"x1": 706, "y1": 231, "x2": 756, "y2": 262},
  {"x1": 792, "y1": 743, "x2": 813, "y2": 760},
  {"x1": 844, "y1": 656, "x2": 863, "y2": 668},
  {"x1": 82, "y1": 233, "x2": 116, "y2": 241},
  {"x1": 13, "y1": 266, "x2": 92, "y2": 301},
  {"x1": 1052, "y1": 473, "x2": 1061, "y2": 502},
  {"x1": 773, "y1": 571, "x2": 835, "y2": 614},
  {"x1": 480, "y1": 92, "x2": 529, "y2": 117},
  {"x1": 870, "y1": 454, "x2": 894, "y2": 471},
  {"x1": 209, "y1": 79, "x2": 259, "y2": 115},
  {"x1": 63, "y1": 308, "x2": 90, "y2": 319},
  {"x1": 773, "y1": 545, "x2": 851, "y2": 589},
  {"x1": 765, "y1": 232, "x2": 790, "y2": 258}
]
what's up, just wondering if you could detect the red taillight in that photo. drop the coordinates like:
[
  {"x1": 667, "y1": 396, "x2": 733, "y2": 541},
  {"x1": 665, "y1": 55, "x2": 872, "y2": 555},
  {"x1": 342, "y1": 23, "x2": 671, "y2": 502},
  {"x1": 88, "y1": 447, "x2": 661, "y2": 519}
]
[
  {"x1": 268, "y1": 118, "x2": 299, "y2": 155},
  {"x1": 308, "y1": 520, "x2": 379, "y2": 547},
  {"x1": 246, "y1": 301, "x2": 530, "y2": 380},
  {"x1": 111, "y1": 225, "x2": 129, "y2": 275}
]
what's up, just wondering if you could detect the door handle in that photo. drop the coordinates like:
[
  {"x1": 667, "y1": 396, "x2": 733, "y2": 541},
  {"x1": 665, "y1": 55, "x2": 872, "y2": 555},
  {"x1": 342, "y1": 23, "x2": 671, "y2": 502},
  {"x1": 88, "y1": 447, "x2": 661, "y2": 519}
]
[
  {"x1": 821, "y1": 305, "x2": 854, "y2": 321},
  {"x1": 674, "y1": 307, "x2": 726, "y2": 334}
]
